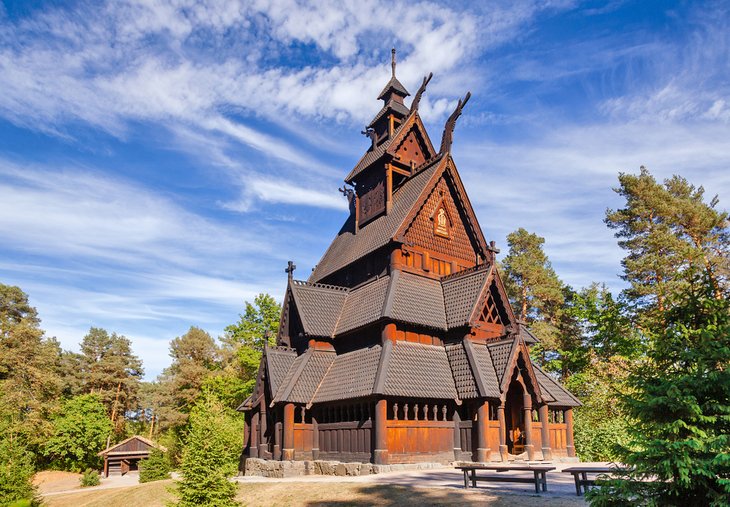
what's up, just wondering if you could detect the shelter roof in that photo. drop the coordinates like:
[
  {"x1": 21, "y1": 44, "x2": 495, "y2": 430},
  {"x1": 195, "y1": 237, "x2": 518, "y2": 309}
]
[{"x1": 97, "y1": 435, "x2": 166, "y2": 457}]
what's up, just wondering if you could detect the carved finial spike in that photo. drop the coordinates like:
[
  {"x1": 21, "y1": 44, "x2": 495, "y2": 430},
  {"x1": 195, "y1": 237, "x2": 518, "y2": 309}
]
[
  {"x1": 391, "y1": 48, "x2": 396, "y2": 77},
  {"x1": 411, "y1": 72, "x2": 433, "y2": 112},
  {"x1": 438, "y1": 91, "x2": 472, "y2": 155}
]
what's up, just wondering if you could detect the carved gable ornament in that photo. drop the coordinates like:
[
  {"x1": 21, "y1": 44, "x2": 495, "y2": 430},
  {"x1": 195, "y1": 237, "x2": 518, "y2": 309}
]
[{"x1": 432, "y1": 196, "x2": 452, "y2": 238}]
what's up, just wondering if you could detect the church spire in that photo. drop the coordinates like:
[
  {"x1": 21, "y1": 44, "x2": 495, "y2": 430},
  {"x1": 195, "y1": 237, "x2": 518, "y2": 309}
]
[
  {"x1": 377, "y1": 48, "x2": 409, "y2": 104},
  {"x1": 391, "y1": 47, "x2": 396, "y2": 78}
]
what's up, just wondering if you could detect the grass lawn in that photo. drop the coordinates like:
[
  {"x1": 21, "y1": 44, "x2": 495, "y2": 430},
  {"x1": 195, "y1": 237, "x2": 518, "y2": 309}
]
[{"x1": 43, "y1": 480, "x2": 586, "y2": 507}]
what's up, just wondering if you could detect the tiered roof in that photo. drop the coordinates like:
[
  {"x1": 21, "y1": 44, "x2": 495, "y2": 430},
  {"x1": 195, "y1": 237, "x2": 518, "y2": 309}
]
[{"x1": 246, "y1": 338, "x2": 579, "y2": 410}]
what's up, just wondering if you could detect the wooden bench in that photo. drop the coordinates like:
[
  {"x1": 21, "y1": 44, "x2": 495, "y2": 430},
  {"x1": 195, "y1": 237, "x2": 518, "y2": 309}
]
[
  {"x1": 456, "y1": 464, "x2": 556, "y2": 494},
  {"x1": 562, "y1": 466, "x2": 627, "y2": 496}
]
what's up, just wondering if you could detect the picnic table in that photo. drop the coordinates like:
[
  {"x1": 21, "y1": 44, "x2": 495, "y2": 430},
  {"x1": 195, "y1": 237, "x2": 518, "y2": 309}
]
[
  {"x1": 455, "y1": 464, "x2": 556, "y2": 494},
  {"x1": 562, "y1": 465, "x2": 626, "y2": 496}
]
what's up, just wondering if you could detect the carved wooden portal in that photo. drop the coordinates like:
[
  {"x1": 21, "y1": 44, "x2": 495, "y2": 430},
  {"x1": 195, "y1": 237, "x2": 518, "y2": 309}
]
[{"x1": 505, "y1": 381, "x2": 525, "y2": 454}]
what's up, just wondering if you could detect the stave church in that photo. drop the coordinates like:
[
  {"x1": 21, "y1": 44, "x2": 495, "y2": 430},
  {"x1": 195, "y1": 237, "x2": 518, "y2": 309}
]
[{"x1": 238, "y1": 51, "x2": 580, "y2": 465}]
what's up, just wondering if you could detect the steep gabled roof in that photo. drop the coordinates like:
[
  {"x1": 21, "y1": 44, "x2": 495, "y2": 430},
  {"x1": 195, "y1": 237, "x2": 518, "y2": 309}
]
[
  {"x1": 313, "y1": 157, "x2": 443, "y2": 282},
  {"x1": 446, "y1": 342, "x2": 480, "y2": 399},
  {"x1": 289, "y1": 281, "x2": 348, "y2": 337},
  {"x1": 442, "y1": 264, "x2": 492, "y2": 328},
  {"x1": 273, "y1": 348, "x2": 335, "y2": 404},
  {"x1": 368, "y1": 99, "x2": 410, "y2": 128},
  {"x1": 265, "y1": 346, "x2": 298, "y2": 396},
  {"x1": 490, "y1": 337, "x2": 543, "y2": 403},
  {"x1": 463, "y1": 339, "x2": 502, "y2": 398}
]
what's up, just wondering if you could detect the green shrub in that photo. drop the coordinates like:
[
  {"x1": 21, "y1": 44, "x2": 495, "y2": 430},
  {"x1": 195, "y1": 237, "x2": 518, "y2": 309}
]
[
  {"x1": 139, "y1": 449, "x2": 171, "y2": 483},
  {"x1": 79, "y1": 468, "x2": 100, "y2": 487},
  {"x1": 0, "y1": 439, "x2": 37, "y2": 506}
]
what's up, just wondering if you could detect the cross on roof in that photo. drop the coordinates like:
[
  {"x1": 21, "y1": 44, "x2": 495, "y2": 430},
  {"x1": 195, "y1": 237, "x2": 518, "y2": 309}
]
[{"x1": 285, "y1": 260, "x2": 296, "y2": 280}]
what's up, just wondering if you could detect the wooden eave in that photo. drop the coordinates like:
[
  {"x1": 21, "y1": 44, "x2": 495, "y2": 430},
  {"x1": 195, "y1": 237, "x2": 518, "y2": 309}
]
[
  {"x1": 385, "y1": 111, "x2": 437, "y2": 162},
  {"x1": 97, "y1": 435, "x2": 166, "y2": 457}
]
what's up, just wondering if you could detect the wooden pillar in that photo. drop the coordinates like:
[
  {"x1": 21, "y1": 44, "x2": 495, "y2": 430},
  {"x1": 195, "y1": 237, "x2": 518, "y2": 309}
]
[
  {"x1": 250, "y1": 412, "x2": 259, "y2": 458},
  {"x1": 476, "y1": 400, "x2": 489, "y2": 463},
  {"x1": 312, "y1": 414, "x2": 319, "y2": 460},
  {"x1": 452, "y1": 409, "x2": 461, "y2": 460},
  {"x1": 523, "y1": 393, "x2": 534, "y2": 461},
  {"x1": 274, "y1": 421, "x2": 282, "y2": 460},
  {"x1": 386, "y1": 165, "x2": 393, "y2": 214},
  {"x1": 539, "y1": 404, "x2": 552, "y2": 460},
  {"x1": 566, "y1": 408, "x2": 576, "y2": 457},
  {"x1": 374, "y1": 399, "x2": 389, "y2": 464},
  {"x1": 283, "y1": 403, "x2": 295, "y2": 460},
  {"x1": 259, "y1": 404, "x2": 268, "y2": 457},
  {"x1": 103, "y1": 457, "x2": 109, "y2": 478},
  {"x1": 497, "y1": 402, "x2": 507, "y2": 462}
]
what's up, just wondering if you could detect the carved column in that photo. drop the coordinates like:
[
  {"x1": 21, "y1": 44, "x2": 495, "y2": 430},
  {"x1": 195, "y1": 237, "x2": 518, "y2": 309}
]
[
  {"x1": 283, "y1": 403, "x2": 295, "y2": 460},
  {"x1": 452, "y1": 409, "x2": 461, "y2": 460},
  {"x1": 250, "y1": 412, "x2": 259, "y2": 458},
  {"x1": 259, "y1": 403, "x2": 268, "y2": 458},
  {"x1": 374, "y1": 399, "x2": 389, "y2": 464},
  {"x1": 274, "y1": 421, "x2": 282, "y2": 460},
  {"x1": 539, "y1": 404, "x2": 552, "y2": 460},
  {"x1": 312, "y1": 414, "x2": 319, "y2": 460},
  {"x1": 497, "y1": 402, "x2": 507, "y2": 461},
  {"x1": 523, "y1": 393, "x2": 534, "y2": 461},
  {"x1": 476, "y1": 400, "x2": 490, "y2": 463},
  {"x1": 566, "y1": 408, "x2": 576, "y2": 457}
]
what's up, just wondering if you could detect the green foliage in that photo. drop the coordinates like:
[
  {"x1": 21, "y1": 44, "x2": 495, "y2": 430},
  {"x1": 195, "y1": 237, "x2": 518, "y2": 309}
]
[
  {"x1": 173, "y1": 393, "x2": 244, "y2": 507},
  {"x1": 605, "y1": 167, "x2": 729, "y2": 320},
  {"x1": 79, "y1": 468, "x2": 101, "y2": 487},
  {"x1": 0, "y1": 439, "x2": 37, "y2": 506},
  {"x1": 78, "y1": 327, "x2": 144, "y2": 434},
  {"x1": 139, "y1": 449, "x2": 171, "y2": 483},
  {"x1": 0, "y1": 283, "x2": 62, "y2": 462},
  {"x1": 223, "y1": 293, "x2": 280, "y2": 350},
  {"x1": 43, "y1": 394, "x2": 113, "y2": 472},
  {"x1": 566, "y1": 357, "x2": 633, "y2": 461},
  {"x1": 588, "y1": 275, "x2": 730, "y2": 506}
]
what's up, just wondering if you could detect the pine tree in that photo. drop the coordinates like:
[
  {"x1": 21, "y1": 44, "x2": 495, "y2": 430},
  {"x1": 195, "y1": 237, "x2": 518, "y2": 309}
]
[
  {"x1": 587, "y1": 273, "x2": 730, "y2": 506},
  {"x1": 173, "y1": 393, "x2": 243, "y2": 507},
  {"x1": 605, "y1": 167, "x2": 729, "y2": 323}
]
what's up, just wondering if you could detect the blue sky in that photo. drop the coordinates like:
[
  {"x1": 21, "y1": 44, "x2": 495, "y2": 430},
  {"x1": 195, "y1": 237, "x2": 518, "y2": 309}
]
[{"x1": 1, "y1": 0, "x2": 728, "y2": 379}]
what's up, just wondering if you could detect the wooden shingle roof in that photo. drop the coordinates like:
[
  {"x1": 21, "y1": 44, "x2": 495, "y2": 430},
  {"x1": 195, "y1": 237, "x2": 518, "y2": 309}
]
[
  {"x1": 534, "y1": 365, "x2": 582, "y2": 407},
  {"x1": 376, "y1": 341, "x2": 458, "y2": 400}
]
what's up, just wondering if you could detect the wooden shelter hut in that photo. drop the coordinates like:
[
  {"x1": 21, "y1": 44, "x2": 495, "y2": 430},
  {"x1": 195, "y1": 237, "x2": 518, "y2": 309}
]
[
  {"x1": 98, "y1": 435, "x2": 167, "y2": 477},
  {"x1": 239, "y1": 51, "x2": 580, "y2": 465}
]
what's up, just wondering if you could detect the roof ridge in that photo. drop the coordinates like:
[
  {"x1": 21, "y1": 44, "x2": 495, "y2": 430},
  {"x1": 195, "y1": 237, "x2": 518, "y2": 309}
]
[{"x1": 292, "y1": 279, "x2": 349, "y2": 292}]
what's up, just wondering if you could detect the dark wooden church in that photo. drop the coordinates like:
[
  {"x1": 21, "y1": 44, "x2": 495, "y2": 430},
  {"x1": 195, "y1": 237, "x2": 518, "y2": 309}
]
[{"x1": 239, "y1": 52, "x2": 580, "y2": 465}]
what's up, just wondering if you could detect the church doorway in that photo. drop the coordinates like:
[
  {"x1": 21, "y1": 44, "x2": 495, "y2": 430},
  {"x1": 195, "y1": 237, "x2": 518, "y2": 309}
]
[{"x1": 504, "y1": 380, "x2": 526, "y2": 455}]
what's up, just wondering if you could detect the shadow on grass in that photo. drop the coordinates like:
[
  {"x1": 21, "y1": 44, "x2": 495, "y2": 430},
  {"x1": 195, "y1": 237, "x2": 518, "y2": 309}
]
[{"x1": 304, "y1": 484, "x2": 479, "y2": 506}]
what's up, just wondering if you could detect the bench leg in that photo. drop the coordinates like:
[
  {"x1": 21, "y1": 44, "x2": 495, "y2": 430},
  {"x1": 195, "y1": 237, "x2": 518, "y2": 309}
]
[
  {"x1": 573, "y1": 474, "x2": 582, "y2": 496},
  {"x1": 463, "y1": 470, "x2": 468, "y2": 488},
  {"x1": 542, "y1": 472, "x2": 547, "y2": 492},
  {"x1": 533, "y1": 471, "x2": 540, "y2": 494},
  {"x1": 471, "y1": 469, "x2": 477, "y2": 488},
  {"x1": 582, "y1": 472, "x2": 589, "y2": 494}
]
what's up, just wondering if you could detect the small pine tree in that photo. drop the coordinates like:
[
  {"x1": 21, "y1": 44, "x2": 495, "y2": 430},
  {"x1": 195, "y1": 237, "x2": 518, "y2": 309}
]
[
  {"x1": 0, "y1": 439, "x2": 37, "y2": 506},
  {"x1": 79, "y1": 468, "x2": 100, "y2": 487},
  {"x1": 588, "y1": 274, "x2": 730, "y2": 506},
  {"x1": 172, "y1": 393, "x2": 244, "y2": 507},
  {"x1": 139, "y1": 448, "x2": 171, "y2": 483}
]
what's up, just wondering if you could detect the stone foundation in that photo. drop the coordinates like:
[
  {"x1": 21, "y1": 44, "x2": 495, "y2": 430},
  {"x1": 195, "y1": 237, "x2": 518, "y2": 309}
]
[{"x1": 243, "y1": 458, "x2": 445, "y2": 478}]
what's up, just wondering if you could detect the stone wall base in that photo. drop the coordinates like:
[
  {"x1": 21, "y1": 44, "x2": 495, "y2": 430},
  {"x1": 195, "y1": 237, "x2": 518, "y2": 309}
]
[{"x1": 243, "y1": 458, "x2": 444, "y2": 478}]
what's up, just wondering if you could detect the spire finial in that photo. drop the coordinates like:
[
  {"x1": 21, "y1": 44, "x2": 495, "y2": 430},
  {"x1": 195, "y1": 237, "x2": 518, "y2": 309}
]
[{"x1": 391, "y1": 48, "x2": 396, "y2": 77}]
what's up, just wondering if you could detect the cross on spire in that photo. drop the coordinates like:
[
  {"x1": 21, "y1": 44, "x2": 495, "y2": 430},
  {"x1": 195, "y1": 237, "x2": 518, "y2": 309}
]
[{"x1": 285, "y1": 260, "x2": 296, "y2": 280}]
